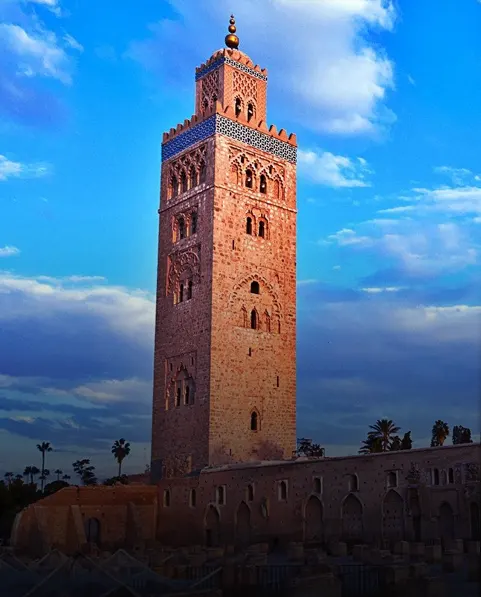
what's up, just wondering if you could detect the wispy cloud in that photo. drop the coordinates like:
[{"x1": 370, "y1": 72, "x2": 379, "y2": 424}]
[
  {"x1": 24, "y1": 0, "x2": 62, "y2": 17},
  {"x1": 298, "y1": 149, "x2": 372, "y2": 188},
  {"x1": 0, "y1": 154, "x2": 50, "y2": 181},
  {"x1": 0, "y1": 246, "x2": 20, "y2": 258}
]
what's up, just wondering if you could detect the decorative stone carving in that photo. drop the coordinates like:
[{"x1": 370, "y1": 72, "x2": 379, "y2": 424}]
[
  {"x1": 167, "y1": 247, "x2": 201, "y2": 296},
  {"x1": 405, "y1": 462, "x2": 421, "y2": 485},
  {"x1": 465, "y1": 462, "x2": 480, "y2": 483}
]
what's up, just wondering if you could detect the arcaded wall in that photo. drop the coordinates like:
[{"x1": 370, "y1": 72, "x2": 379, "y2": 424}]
[{"x1": 157, "y1": 443, "x2": 481, "y2": 547}]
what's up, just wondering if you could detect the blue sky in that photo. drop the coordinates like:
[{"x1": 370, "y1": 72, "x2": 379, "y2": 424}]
[{"x1": 0, "y1": 0, "x2": 480, "y2": 480}]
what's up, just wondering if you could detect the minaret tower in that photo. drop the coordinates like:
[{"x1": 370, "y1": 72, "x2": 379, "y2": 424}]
[{"x1": 151, "y1": 17, "x2": 297, "y2": 479}]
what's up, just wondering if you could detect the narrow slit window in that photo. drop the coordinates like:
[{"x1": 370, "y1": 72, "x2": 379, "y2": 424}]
[
  {"x1": 199, "y1": 162, "x2": 206, "y2": 184},
  {"x1": 250, "y1": 411, "x2": 258, "y2": 431},
  {"x1": 187, "y1": 280, "x2": 193, "y2": 300},
  {"x1": 179, "y1": 283, "x2": 184, "y2": 303},
  {"x1": 191, "y1": 212, "x2": 198, "y2": 234},
  {"x1": 175, "y1": 388, "x2": 181, "y2": 407},
  {"x1": 189, "y1": 167, "x2": 197, "y2": 189},
  {"x1": 250, "y1": 310, "x2": 257, "y2": 329},
  {"x1": 260, "y1": 174, "x2": 267, "y2": 194},
  {"x1": 180, "y1": 171, "x2": 188, "y2": 193},
  {"x1": 258, "y1": 221, "x2": 265, "y2": 238},
  {"x1": 247, "y1": 103, "x2": 254, "y2": 122},
  {"x1": 246, "y1": 217, "x2": 253, "y2": 235},
  {"x1": 245, "y1": 169, "x2": 253, "y2": 189},
  {"x1": 178, "y1": 218, "x2": 185, "y2": 240},
  {"x1": 235, "y1": 98, "x2": 242, "y2": 117},
  {"x1": 250, "y1": 281, "x2": 260, "y2": 294}
]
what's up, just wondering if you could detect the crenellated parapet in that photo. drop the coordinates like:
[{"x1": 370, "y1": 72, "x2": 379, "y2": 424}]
[{"x1": 162, "y1": 101, "x2": 297, "y2": 164}]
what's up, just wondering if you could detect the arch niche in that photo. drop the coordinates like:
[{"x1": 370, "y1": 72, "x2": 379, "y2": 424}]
[
  {"x1": 205, "y1": 505, "x2": 221, "y2": 547},
  {"x1": 85, "y1": 517, "x2": 101, "y2": 545},
  {"x1": 438, "y1": 502, "x2": 454, "y2": 546},
  {"x1": 341, "y1": 494, "x2": 363, "y2": 543},
  {"x1": 235, "y1": 501, "x2": 251, "y2": 547},
  {"x1": 408, "y1": 491, "x2": 422, "y2": 541},
  {"x1": 304, "y1": 495, "x2": 324, "y2": 544},
  {"x1": 470, "y1": 501, "x2": 480, "y2": 541},
  {"x1": 382, "y1": 490, "x2": 405, "y2": 543}
]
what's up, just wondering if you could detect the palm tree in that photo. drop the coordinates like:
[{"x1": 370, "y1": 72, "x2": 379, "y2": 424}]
[
  {"x1": 23, "y1": 465, "x2": 40, "y2": 485},
  {"x1": 39, "y1": 469, "x2": 50, "y2": 487},
  {"x1": 359, "y1": 433, "x2": 383, "y2": 454},
  {"x1": 431, "y1": 420, "x2": 449, "y2": 447},
  {"x1": 4, "y1": 472, "x2": 13, "y2": 487},
  {"x1": 368, "y1": 419, "x2": 401, "y2": 452},
  {"x1": 111, "y1": 438, "x2": 131, "y2": 477},
  {"x1": 37, "y1": 441, "x2": 53, "y2": 492},
  {"x1": 54, "y1": 469, "x2": 63, "y2": 481},
  {"x1": 62, "y1": 474, "x2": 71, "y2": 482}
]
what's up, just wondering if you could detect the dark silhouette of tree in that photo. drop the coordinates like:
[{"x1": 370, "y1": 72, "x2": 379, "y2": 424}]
[
  {"x1": 44, "y1": 480, "x2": 69, "y2": 495},
  {"x1": 104, "y1": 474, "x2": 129, "y2": 486},
  {"x1": 54, "y1": 469, "x2": 63, "y2": 481},
  {"x1": 36, "y1": 442, "x2": 53, "y2": 492},
  {"x1": 359, "y1": 433, "x2": 383, "y2": 454},
  {"x1": 431, "y1": 420, "x2": 449, "y2": 447},
  {"x1": 4, "y1": 472, "x2": 13, "y2": 487},
  {"x1": 39, "y1": 469, "x2": 50, "y2": 487},
  {"x1": 390, "y1": 436, "x2": 401, "y2": 451},
  {"x1": 23, "y1": 466, "x2": 40, "y2": 485},
  {"x1": 452, "y1": 425, "x2": 473, "y2": 445},
  {"x1": 400, "y1": 431, "x2": 412, "y2": 450},
  {"x1": 111, "y1": 438, "x2": 131, "y2": 477},
  {"x1": 296, "y1": 438, "x2": 325, "y2": 457},
  {"x1": 62, "y1": 474, "x2": 71, "y2": 482},
  {"x1": 73, "y1": 459, "x2": 97, "y2": 486},
  {"x1": 368, "y1": 419, "x2": 401, "y2": 451}
]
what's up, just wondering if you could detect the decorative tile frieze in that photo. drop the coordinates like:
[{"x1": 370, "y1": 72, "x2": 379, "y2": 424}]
[{"x1": 162, "y1": 115, "x2": 297, "y2": 164}]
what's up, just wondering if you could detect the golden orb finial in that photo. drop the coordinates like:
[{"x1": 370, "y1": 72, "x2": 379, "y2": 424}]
[{"x1": 225, "y1": 14, "x2": 239, "y2": 49}]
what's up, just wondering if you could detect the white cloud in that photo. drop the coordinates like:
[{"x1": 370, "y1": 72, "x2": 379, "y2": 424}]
[
  {"x1": 326, "y1": 219, "x2": 477, "y2": 275},
  {"x1": 361, "y1": 287, "x2": 403, "y2": 293},
  {"x1": 0, "y1": 246, "x2": 20, "y2": 258},
  {"x1": 0, "y1": 154, "x2": 50, "y2": 181},
  {"x1": 24, "y1": 0, "x2": 61, "y2": 16},
  {"x1": 63, "y1": 34, "x2": 83, "y2": 53},
  {"x1": 298, "y1": 149, "x2": 372, "y2": 187},
  {"x1": 0, "y1": 23, "x2": 72, "y2": 84},
  {"x1": 129, "y1": 0, "x2": 396, "y2": 136},
  {"x1": 434, "y1": 166, "x2": 475, "y2": 186}
]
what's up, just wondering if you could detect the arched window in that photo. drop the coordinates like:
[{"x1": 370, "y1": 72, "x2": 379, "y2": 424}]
[
  {"x1": 187, "y1": 279, "x2": 193, "y2": 300},
  {"x1": 184, "y1": 385, "x2": 190, "y2": 405},
  {"x1": 387, "y1": 472, "x2": 397, "y2": 488},
  {"x1": 250, "y1": 309, "x2": 257, "y2": 330},
  {"x1": 245, "y1": 169, "x2": 253, "y2": 189},
  {"x1": 179, "y1": 283, "x2": 184, "y2": 303},
  {"x1": 190, "y1": 489, "x2": 196, "y2": 507},
  {"x1": 313, "y1": 477, "x2": 322, "y2": 494},
  {"x1": 180, "y1": 170, "x2": 188, "y2": 193},
  {"x1": 247, "y1": 484, "x2": 254, "y2": 502},
  {"x1": 348, "y1": 474, "x2": 359, "y2": 492},
  {"x1": 259, "y1": 174, "x2": 267, "y2": 194},
  {"x1": 278, "y1": 481, "x2": 287, "y2": 501},
  {"x1": 250, "y1": 281, "x2": 260, "y2": 294},
  {"x1": 191, "y1": 211, "x2": 198, "y2": 234},
  {"x1": 199, "y1": 162, "x2": 206, "y2": 184},
  {"x1": 189, "y1": 167, "x2": 197, "y2": 189},
  {"x1": 235, "y1": 97, "x2": 242, "y2": 117},
  {"x1": 433, "y1": 469, "x2": 440, "y2": 486},
  {"x1": 448, "y1": 468, "x2": 454, "y2": 484},
  {"x1": 246, "y1": 217, "x2": 253, "y2": 235},
  {"x1": 163, "y1": 489, "x2": 171, "y2": 507},
  {"x1": 247, "y1": 103, "x2": 254, "y2": 122},
  {"x1": 217, "y1": 486, "x2": 225, "y2": 505},
  {"x1": 170, "y1": 176, "x2": 178, "y2": 198},
  {"x1": 175, "y1": 387, "x2": 181, "y2": 407},
  {"x1": 250, "y1": 411, "x2": 258, "y2": 431},
  {"x1": 178, "y1": 217, "x2": 185, "y2": 240},
  {"x1": 258, "y1": 221, "x2": 265, "y2": 238}
]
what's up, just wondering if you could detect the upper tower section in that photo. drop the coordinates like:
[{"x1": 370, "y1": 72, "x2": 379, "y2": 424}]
[{"x1": 194, "y1": 16, "x2": 268, "y2": 123}]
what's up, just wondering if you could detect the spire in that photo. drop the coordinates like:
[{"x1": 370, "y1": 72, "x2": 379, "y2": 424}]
[{"x1": 225, "y1": 14, "x2": 239, "y2": 49}]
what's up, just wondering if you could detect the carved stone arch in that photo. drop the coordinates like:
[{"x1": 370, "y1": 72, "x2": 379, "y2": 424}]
[
  {"x1": 303, "y1": 495, "x2": 324, "y2": 544},
  {"x1": 229, "y1": 273, "x2": 281, "y2": 314},
  {"x1": 230, "y1": 161, "x2": 240, "y2": 185},
  {"x1": 167, "y1": 249, "x2": 201, "y2": 296},
  {"x1": 264, "y1": 309, "x2": 271, "y2": 332},
  {"x1": 382, "y1": 489, "x2": 405, "y2": 543},
  {"x1": 246, "y1": 98, "x2": 256, "y2": 122},
  {"x1": 235, "y1": 501, "x2": 251, "y2": 546},
  {"x1": 244, "y1": 163, "x2": 256, "y2": 189},
  {"x1": 234, "y1": 95, "x2": 244, "y2": 117},
  {"x1": 245, "y1": 210, "x2": 256, "y2": 235},
  {"x1": 204, "y1": 504, "x2": 221, "y2": 547},
  {"x1": 341, "y1": 493, "x2": 364, "y2": 543},
  {"x1": 273, "y1": 176, "x2": 284, "y2": 200},
  {"x1": 250, "y1": 407, "x2": 261, "y2": 431}
]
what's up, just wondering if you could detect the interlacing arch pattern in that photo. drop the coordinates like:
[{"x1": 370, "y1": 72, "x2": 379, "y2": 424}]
[
  {"x1": 167, "y1": 248, "x2": 201, "y2": 298},
  {"x1": 233, "y1": 70, "x2": 258, "y2": 102},
  {"x1": 227, "y1": 146, "x2": 285, "y2": 199},
  {"x1": 172, "y1": 210, "x2": 198, "y2": 243},
  {"x1": 167, "y1": 145, "x2": 207, "y2": 200},
  {"x1": 229, "y1": 274, "x2": 282, "y2": 333},
  {"x1": 201, "y1": 70, "x2": 220, "y2": 111},
  {"x1": 166, "y1": 365, "x2": 195, "y2": 408}
]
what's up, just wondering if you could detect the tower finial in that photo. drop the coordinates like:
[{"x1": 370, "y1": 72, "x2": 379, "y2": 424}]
[{"x1": 225, "y1": 14, "x2": 239, "y2": 49}]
